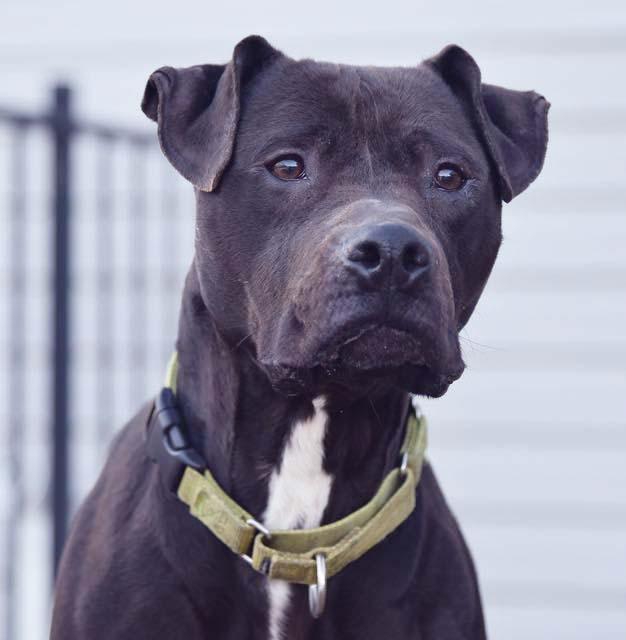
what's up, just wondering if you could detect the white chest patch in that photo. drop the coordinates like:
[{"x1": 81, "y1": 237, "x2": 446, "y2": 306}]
[{"x1": 262, "y1": 397, "x2": 333, "y2": 640}]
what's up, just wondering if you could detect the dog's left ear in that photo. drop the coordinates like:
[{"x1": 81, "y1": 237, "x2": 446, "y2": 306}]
[
  {"x1": 141, "y1": 35, "x2": 281, "y2": 191},
  {"x1": 427, "y1": 45, "x2": 550, "y2": 202}
]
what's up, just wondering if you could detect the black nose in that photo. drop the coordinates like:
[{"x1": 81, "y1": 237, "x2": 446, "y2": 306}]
[{"x1": 344, "y1": 223, "x2": 431, "y2": 290}]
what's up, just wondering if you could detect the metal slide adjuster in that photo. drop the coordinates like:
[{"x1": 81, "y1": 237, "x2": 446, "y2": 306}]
[
  {"x1": 308, "y1": 553, "x2": 327, "y2": 618},
  {"x1": 399, "y1": 451, "x2": 409, "y2": 476},
  {"x1": 240, "y1": 518, "x2": 272, "y2": 566}
]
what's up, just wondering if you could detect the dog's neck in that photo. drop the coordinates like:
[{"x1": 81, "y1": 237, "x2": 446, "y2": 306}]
[{"x1": 174, "y1": 267, "x2": 411, "y2": 522}]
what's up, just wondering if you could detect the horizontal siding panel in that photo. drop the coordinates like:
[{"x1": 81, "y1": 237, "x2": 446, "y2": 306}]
[
  {"x1": 2, "y1": 35, "x2": 626, "y2": 123},
  {"x1": 500, "y1": 211, "x2": 626, "y2": 270},
  {"x1": 3, "y1": 0, "x2": 626, "y2": 54},
  {"x1": 465, "y1": 291, "x2": 625, "y2": 345},
  {"x1": 475, "y1": 53, "x2": 626, "y2": 110},
  {"x1": 430, "y1": 419, "x2": 625, "y2": 452},
  {"x1": 466, "y1": 526, "x2": 626, "y2": 590},
  {"x1": 487, "y1": 266, "x2": 626, "y2": 292},
  {"x1": 487, "y1": 606, "x2": 626, "y2": 640},
  {"x1": 484, "y1": 580, "x2": 626, "y2": 612},
  {"x1": 510, "y1": 186, "x2": 626, "y2": 214},
  {"x1": 530, "y1": 132, "x2": 626, "y2": 189},
  {"x1": 460, "y1": 342, "x2": 625, "y2": 372},
  {"x1": 420, "y1": 370, "x2": 624, "y2": 423},
  {"x1": 429, "y1": 447, "x2": 626, "y2": 504},
  {"x1": 458, "y1": 500, "x2": 626, "y2": 530}
]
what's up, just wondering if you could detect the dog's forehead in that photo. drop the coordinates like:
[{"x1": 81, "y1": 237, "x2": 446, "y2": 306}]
[{"x1": 239, "y1": 58, "x2": 475, "y2": 147}]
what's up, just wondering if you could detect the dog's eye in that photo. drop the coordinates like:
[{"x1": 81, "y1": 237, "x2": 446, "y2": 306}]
[
  {"x1": 434, "y1": 164, "x2": 465, "y2": 191},
  {"x1": 268, "y1": 155, "x2": 306, "y2": 181}
]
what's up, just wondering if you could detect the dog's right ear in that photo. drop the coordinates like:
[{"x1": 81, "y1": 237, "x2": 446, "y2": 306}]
[
  {"x1": 427, "y1": 45, "x2": 550, "y2": 203},
  {"x1": 141, "y1": 35, "x2": 281, "y2": 192}
]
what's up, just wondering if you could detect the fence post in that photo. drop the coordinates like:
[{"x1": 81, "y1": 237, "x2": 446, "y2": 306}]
[{"x1": 51, "y1": 84, "x2": 72, "y2": 578}]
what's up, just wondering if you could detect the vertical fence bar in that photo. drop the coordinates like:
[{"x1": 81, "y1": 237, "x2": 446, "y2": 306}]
[
  {"x1": 128, "y1": 142, "x2": 148, "y2": 407},
  {"x1": 50, "y1": 85, "x2": 73, "y2": 577},
  {"x1": 96, "y1": 137, "x2": 115, "y2": 446},
  {"x1": 6, "y1": 123, "x2": 27, "y2": 640},
  {"x1": 160, "y1": 159, "x2": 179, "y2": 364}
]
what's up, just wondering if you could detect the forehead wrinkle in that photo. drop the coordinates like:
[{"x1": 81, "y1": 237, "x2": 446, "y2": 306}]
[
  {"x1": 239, "y1": 59, "x2": 485, "y2": 172},
  {"x1": 356, "y1": 70, "x2": 383, "y2": 181},
  {"x1": 406, "y1": 125, "x2": 483, "y2": 162},
  {"x1": 252, "y1": 124, "x2": 331, "y2": 158},
  {"x1": 334, "y1": 65, "x2": 385, "y2": 181}
]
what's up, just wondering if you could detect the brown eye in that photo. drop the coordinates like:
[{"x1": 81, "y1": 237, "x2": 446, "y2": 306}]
[
  {"x1": 434, "y1": 163, "x2": 465, "y2": 191},
  {"x1": 268, "y1": 155, "x2": 306, "y2": 180}
]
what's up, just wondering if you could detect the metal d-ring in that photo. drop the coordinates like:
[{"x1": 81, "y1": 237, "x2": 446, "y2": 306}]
[
  {"x1": 240, "y1": 518, "x2": 272, "y2": 566},
  {"x1": 308, "y1": 553, "x2": 327, "y2": 618},
  {"x1": 399, "y1": 451, "x2": 409, "y2": 476},
  {"x1": 246, "y1": 518, "x2": 272, "y2": 539}
]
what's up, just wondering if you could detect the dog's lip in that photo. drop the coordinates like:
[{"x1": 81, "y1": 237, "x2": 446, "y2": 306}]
[
  {"x1": 262, "y1": 313, "x2": 460, "y2": 369},
  {"x1": 339, "y1": 322, "x2": 423, "y2": 352},
  {"x1": 316, "y1": 318, "x2": 453, "y2": 366},
  {"x1": 260, "y1": 359, "x2": 465, "y2": 398},
  {"x1": 258, "y1": 320, "x2": 465, "y2": 397}
]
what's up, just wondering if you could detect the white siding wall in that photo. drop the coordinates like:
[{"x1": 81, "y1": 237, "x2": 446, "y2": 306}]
[{"x1": 1, "y1": 1, "x2": 625, "y2": 638}]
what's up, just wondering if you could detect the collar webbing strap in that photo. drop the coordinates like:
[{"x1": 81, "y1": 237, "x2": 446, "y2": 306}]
[
  {"x1": 164, "y1": 351, "x2": 179, "y2": 392},
  {"x1": 152, "y1": 352, "x2": 427, "y2": 586}
]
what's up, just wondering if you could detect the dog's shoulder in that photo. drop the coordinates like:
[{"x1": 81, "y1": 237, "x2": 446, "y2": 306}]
[
  {"x1": 50, "y1": 403, "x2": 197, "y2": 638},
  {"x1": 410, "y1": 462, "x2": 487, "y2": 639}
]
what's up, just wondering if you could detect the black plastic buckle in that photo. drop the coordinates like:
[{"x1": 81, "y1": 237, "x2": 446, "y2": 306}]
[{"x1": 146, "y1": 387, "x2": 206, "y2": 494}]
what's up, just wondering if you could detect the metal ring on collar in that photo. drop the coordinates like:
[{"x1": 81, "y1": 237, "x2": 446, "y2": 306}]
[
  {"x1": 308, "y1": 553, "x2": 327, "y2": 618},
  {"x1": 399, "y1": 451, "x2": 409, "y2": 475},
  {"x1": 247, "y1": 518, "x2": 272, "y2": 539},
  {"x1": 240, "y1": 518, "x2": 272, "y2": 566}
]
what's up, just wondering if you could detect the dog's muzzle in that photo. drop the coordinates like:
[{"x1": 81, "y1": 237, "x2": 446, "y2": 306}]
[{"x1": 256, "y1": 204, "x2": 464, "y2": 394}]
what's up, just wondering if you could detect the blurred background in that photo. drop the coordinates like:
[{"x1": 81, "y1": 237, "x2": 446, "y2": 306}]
[{"x1": 1, "y1": 0, "x2": 625, "y2": 638}]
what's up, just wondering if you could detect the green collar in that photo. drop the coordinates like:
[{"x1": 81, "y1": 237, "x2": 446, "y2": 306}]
[{"x1": 148, "y1": 352, "x2": 428, "y2": 617}]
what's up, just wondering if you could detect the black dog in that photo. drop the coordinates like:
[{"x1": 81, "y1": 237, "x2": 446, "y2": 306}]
[{"x1": 51, "y1": 36, "x2": 548, "y2": 639}]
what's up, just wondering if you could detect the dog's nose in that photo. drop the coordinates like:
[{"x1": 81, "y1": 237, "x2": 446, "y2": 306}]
[{"x1": 344, "y1": 223, "x2": 431, "y2": 290}]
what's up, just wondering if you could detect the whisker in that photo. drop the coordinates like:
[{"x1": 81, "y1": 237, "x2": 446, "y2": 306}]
[
  {"x1": 234, "y1": 332, "x2": 253, "y2": 350},
  {"x1": 459, "y1": 334, "x2": 502, "y2": 351}
]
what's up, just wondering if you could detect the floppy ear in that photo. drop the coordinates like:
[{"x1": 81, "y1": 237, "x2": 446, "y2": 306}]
[
  {"x1": 427, "y1": 45, "x2": 550, "y2": 202},
  {"x1": 141, "y1": 35, "x2": 281, "y2": 191}
]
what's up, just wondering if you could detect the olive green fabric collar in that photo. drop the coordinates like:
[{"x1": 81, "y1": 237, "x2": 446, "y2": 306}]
[{"x1": 162, "y1": 352, "x2": 427, "y2": 587}]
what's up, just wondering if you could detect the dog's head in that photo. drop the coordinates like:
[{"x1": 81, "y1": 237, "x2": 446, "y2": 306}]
[{"x1": 142, "y1": 36, "x2": 549, "y2": 398}]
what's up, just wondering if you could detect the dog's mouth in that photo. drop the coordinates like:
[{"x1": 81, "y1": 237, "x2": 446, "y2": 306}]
[
  {"x1": 260, "y1": 320, "x2": 464, "y2": 398},
  {"x1": 332, "y1": 324, "x2": 429, "y2": 369}
]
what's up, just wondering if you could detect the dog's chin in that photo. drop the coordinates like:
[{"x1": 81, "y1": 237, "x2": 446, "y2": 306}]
[{"x1": 261, "y1": 325, "x2": 464, "y2": 398}]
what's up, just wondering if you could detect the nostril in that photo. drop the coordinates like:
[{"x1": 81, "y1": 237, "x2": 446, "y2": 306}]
[
  {"x1": 401, "y1": 243, "x2": 429, "y2": 273},
  {"x1": 347, "y1": 240, "x2": 382, "y2": 270}
]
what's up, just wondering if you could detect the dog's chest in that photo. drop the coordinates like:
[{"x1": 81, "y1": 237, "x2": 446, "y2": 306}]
[{"x1": 262, "y1": 397, "x2": 333, "y2": 640}]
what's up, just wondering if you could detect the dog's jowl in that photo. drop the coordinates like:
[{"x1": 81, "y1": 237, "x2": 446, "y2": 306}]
[{"x1": 51, "y1": 36, "x2": 549, "y2": 640}]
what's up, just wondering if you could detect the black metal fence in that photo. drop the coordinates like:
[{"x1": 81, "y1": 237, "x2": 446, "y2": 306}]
[{"x1": 1, "y1": 85, "x2": 193, "y2": 640}]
